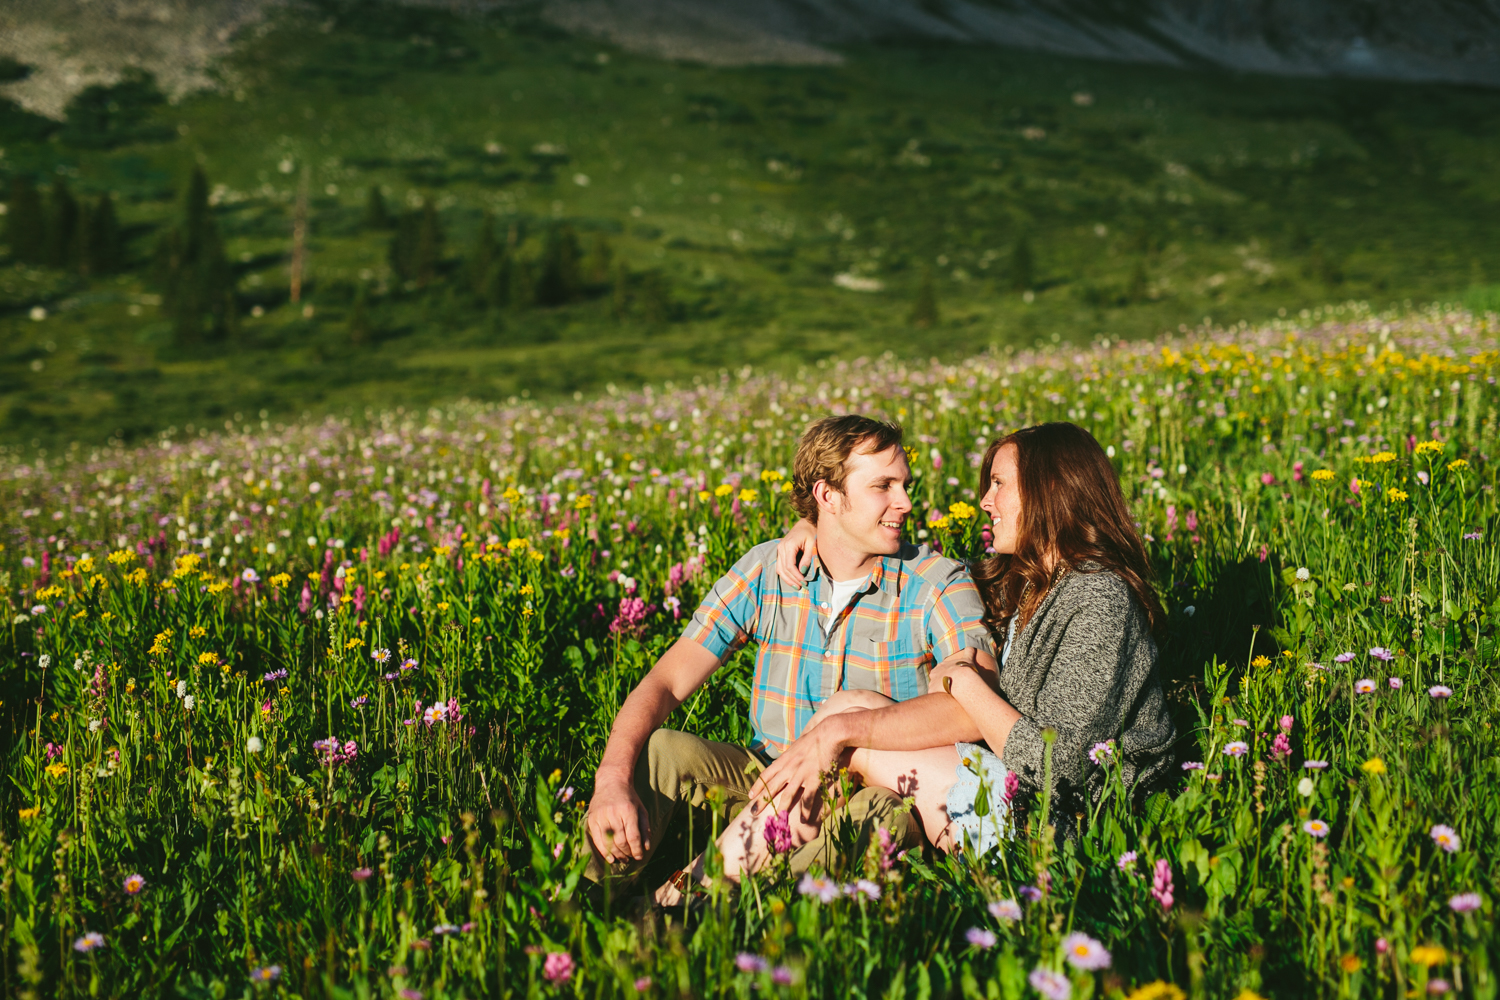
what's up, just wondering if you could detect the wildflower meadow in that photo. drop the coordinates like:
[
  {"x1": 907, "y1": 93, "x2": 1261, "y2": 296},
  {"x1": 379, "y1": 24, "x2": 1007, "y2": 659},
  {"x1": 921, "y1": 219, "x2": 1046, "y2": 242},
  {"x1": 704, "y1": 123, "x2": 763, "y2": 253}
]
[{"x1": 2, "y1": 300, "x2": 1498, "y2": 999}]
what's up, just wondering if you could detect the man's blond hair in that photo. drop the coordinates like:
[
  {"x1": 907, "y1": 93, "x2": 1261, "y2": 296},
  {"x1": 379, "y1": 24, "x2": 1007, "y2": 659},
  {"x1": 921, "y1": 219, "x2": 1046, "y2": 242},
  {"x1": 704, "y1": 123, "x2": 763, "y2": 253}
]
[{"x1": 790, "y1": 415, "x2": 904, "y2": 523}]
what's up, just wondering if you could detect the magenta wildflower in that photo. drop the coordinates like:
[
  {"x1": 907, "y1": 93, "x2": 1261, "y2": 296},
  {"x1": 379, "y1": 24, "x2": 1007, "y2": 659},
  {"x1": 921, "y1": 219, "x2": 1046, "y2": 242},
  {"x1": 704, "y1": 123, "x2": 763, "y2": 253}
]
[
  {"x1": 850, "y1": 879, "x2": 882, "y2": 901},
  {"x1": 1303, "y1": 819, "x2": 1331, "y2": 838},
  {"x1": 989, "y1": 899, "x2": 1022, "y2": 921},
  {"x1": 351, "y1": 867, "x2": 373, "y2": 882},
  {"x1": 1334, "y1": 652, "x2": 1356, "y2": 663},
  {"x1": 1430, "y1": 824, "x2": 1461, "y2": 853},
  {"x1": 1279, "y1": 714, "x2": 1294, "y2": 732},
  {"x1": 797, "y1": 873, "x2": 840, "y2": 903},
  {"x1": 771, "y1": 966, "x2": 794, "y2": 986},
  {"x1": 1369, "y1": 647, "x2": 1394, "y2": 661},
  {"x1": 1223, "y1": 741, "x2": 1249, "y2": 757},
  {"x1": 1429, "y1": 685, "x2": 1453, "y2": 699},
  {"x1": 1018, "y1": 884, "x2": 1044, "y2": 902},
  {"x1": 1449, "y1": 893, "x2": 1482, "y2": 913},
  {"x1": 1429, "y1": 979, "x2": 1452, "y2": 995},
  {"x1": 1117, "y1": 850, "x2": 1138, "y2": 871},
  {"x1": 1389, "y1": 677, "x2": 1403, "y2": 690},
  {"x1": 1088, "y1": 741, "x2": 1114, "y2": 764},
  {"x1": 1028, "y1": 967, "x2": 1072, "y2": 1000},
  {"x1": 123, "y1": 873, "x2": 146, "y2": 895},
  {"x1": 1303, "y1": 760, "x2": 1329, "y2": 769},
  {"x1": 1181, "y1": 761, "x2": 1204, "y2": 770},
  {"x1": 764, "y1": 809, "x2": 793, "y2": 854},
  {"x1": 250, "y1": 965, "x2": 283, "y2": 982},
  {"x1": 1061, "y1": 931, "x2": 1112, "y2": 970},
  {"x1": 634, "y1": 977, "x2": 652, "y2": 991},
  {"x1": 735, "y1": 953, "x2": 769, "y2": 974},
  {"x1": 1151, "y1": 859, "x2": 1174, "y2": 911},
  {"x1": 1269, "y1": 733, "x2": 1292, "y2": 762},
  {"x1": 1375, "y1": 938, "x2": 1389, "y2": 954},
  {"x1": 1355, "y1": 678, "x2": 1377, "y2": 694},
  {"x1": 542, "y1": 952, "x2": 575, "y2": 982},
  {"x1": 73, "y1": 932, "x2": 105, "y2": 953},
  {"x1": 965, "y1": 927, "x2": 997, "y2": 949},
  {"x1": 1003, "y1": 770, "x2": 1021, "y2": 801}
]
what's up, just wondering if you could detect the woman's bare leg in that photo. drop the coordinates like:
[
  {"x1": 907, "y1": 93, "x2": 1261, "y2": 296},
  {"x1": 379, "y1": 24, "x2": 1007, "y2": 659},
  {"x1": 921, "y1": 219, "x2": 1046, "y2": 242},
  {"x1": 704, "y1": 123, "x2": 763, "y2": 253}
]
[
  {"x1": 846, "y1": 745, "x2": 965, "y2": 852},
  {"x1": 653, "y1": 689, "x2": 894, "y2": 905}
]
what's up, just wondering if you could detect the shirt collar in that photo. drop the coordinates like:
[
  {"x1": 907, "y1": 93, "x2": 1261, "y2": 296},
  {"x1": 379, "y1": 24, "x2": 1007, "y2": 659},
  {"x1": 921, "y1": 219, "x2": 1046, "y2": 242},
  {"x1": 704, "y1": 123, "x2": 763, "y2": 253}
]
[{"x1": 805, "y1": 553, "x2": 890, "y2": 594}]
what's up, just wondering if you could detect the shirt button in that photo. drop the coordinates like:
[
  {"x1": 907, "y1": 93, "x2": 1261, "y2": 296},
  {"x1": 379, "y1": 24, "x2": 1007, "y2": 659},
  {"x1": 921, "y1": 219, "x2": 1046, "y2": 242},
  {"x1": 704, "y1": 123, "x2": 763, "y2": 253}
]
[{"x1": 820, "y1": 602, "x2": 829, "y2": 608}]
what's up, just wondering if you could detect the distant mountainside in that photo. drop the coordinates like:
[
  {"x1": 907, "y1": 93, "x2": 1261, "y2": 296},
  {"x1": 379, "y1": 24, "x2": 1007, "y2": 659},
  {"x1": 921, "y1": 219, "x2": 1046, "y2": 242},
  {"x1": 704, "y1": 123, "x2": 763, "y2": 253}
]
[{"x1": 1, "y1": 0, "x2": 1497, "y2": 119}]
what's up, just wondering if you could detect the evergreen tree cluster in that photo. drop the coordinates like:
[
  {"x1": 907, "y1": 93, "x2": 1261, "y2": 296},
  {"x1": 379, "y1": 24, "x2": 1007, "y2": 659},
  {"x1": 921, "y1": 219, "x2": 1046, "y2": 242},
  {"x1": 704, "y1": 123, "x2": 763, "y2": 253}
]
[
  {"x1": 3, "y1": 176, "x2": 124, "y2": 276},
  {"x1": 153, "y1": 168, "x2": 236, "y2": 346}
]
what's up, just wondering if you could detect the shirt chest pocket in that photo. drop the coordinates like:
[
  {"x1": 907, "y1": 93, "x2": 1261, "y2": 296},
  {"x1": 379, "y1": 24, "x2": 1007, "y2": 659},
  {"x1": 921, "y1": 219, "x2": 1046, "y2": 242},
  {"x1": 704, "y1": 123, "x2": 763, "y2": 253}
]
[{"x1": 844, "y1": 613, "x2": 931, "y2": 700}]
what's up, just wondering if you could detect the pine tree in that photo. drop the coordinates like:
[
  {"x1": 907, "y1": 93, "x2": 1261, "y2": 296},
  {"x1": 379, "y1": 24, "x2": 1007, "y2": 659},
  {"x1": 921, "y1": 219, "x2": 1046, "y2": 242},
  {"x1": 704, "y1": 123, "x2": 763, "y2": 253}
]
[
  {"x1": 86, "y1": 194, "x2": 123, "y2": 275},
  {"x1": 45, "y1": 178, "x2": 80, "y2": 269},
  {"x1": 349, "y1": 285, "x2": 371, "y2": 345},
  {"x1": 4, "y1": 176, "x2": 46, "y2": 264},
  {"x1": 534, "y1": 225, "x2": 581, "y2": 306},
  {"x1": 389, "y1": 209, "x2": 418, "y2": 283},
  {"x1": 582, "y1": 232, "x2": 612, "y2": 286},
  {"x1": 155, "y1": 167, "x2": 234, "y2": 346},
  {"x1": 610, "y1": 260, "x2": 629, "y2": 320},
  {"x1": 1010, "y1": 235, "x2": 1034, "y2": 293},
  {"x1": 413, "y1": 199, "x2": 443, "y2": 288},
  {"x1": 470, "y1": 211, "x2": 497, "y2": 299},
  {"x1": 638, "y1": 269, "x2": 671, "y2": 325},
  {"x1": 364, "y1": 185, "x2": 391, "y2": 230},
  {"x1": 910, "y1": 266, "x2": 938, "y2": 328}
]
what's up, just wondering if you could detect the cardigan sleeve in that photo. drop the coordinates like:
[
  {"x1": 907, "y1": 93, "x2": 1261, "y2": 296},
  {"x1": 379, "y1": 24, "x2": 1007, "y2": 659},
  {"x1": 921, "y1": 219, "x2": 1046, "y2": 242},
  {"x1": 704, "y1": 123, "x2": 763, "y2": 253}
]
[{"x1": 999, "y1": 573, "x2": 1154, "y2": 799}]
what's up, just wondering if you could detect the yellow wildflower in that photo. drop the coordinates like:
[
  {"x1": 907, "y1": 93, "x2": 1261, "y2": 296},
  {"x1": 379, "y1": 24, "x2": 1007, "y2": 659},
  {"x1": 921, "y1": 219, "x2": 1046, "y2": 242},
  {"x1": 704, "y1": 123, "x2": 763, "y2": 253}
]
[
  {"x1": 928, "y1": 516, "x2": 950, "y2": 531},
  {"x1": 197, "y1": 652, "x2": 218, "y2": 666},
  {"x1": 1126, "y1": 984, "x2": 1186, "y2": 1000},
  {"x1": 1369, "y1": 452, "x2": 1397, "y2": 463},
  {"x1": 75, "y1": 556, "x2": 95, "y2": 575},
  {"x1": 1230, "y1": 991, "x2": 1269, "y2": 1000},
  {"x1": 1251, "y1": 655, "x2": 1272, "y2": 668},
  {"x1": 1361, "y1": 758, "x2": 1387, "y2": 775},
  {"x1": 1448, "y1": 459, "x2": 1469, "y2": 472},
  {"x1": 738, "y1": 489, "x2": 759, "y2": 504},
  {"x1": 528, "y1": 550, "x2": 544, "y2": 563},
  {"x1": 189, "y1": 626, "x2": 207, "y2": 638},
  {"x1": 760, "y1": 469, "x2": 783, "y2": 483},
  {"x1": 1310, "y1": 469, "x2": 1335, "y2": 482},
  {"x1": 574, "y1": 495, "x2": 594, "y2": 510},
  {"x1": 1339, "y1": 954, "x2": 1362, "y2": 974},
  {"x1": 1409, "y1": 945, "x2": 1448, "y2": 966},
  {"x1": 437, "y1": 602, "x2": 450, "y2": 612},
  {"x1": 554, "y1": 527, "x2": 571, "y2": 541},
  {"x1": 948, "y1": 501, "x2": 977, "y2": 520},
  {"x1": 1414, "y1": 440, "x2": 1444, "y2": 456},
  {"x1": 107, "y1": 549, "x2": 137, "y2": 565},
  {"x1": 519, "y1": 585, "x2": 534, "y2": 596},
  {"x1": 503, "y1": 487, "x2": 522, "y2": 504},
  {"x1": 507, "y1": 538, "x2": 530, "y2": 553},
  {"x1": 373, "y1": 571, "x2": 386, "y2": 581},
  {"x1": 207, "y1": 581, "x2": 229, "y2": 595},
  {"x1": 271, "y1": 573, "x2": 292, "y2": 588},
  {"x1": 345, "y1": 637, "x2": 364, "y2": 649},
  {"x1": 714, "y1": 484, "x2": 734, "y2": 498},
  {"x1": 781, "y1": 482, "x2": 792, "y2": 493},
  {"x1": 434, "y1": 545, "x2": 452, "y2": 557},
  {"x1": 18, "y1": 806, "x2": 40, "y2": 820},
  {"x1": 45, "y1": 762, "x2": 68, "y2": 779},
  {"x1": 1386, "y1": 488, "x2": 1408, "y2": 503},
  {"x1": 126, "y1": 568, "x2": 148, "y2": 586},
  {"x1": 697, "y1": 490, "x2": 712, "y2": 502}
]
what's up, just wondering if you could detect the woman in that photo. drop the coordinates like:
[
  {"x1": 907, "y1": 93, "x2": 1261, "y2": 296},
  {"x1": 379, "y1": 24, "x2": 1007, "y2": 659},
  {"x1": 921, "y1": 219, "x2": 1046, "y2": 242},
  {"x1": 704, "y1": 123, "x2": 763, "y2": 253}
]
[{"x1": 655, "y1": 422, "x2": 1175, "y2": 901}]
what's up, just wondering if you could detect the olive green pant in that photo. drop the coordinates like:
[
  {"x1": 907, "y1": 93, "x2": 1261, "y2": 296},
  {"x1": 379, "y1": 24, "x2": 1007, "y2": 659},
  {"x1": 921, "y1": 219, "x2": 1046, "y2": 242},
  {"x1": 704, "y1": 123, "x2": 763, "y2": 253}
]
[{"x1": 585, "y1": 728, "x2": 921, "y2": 886}]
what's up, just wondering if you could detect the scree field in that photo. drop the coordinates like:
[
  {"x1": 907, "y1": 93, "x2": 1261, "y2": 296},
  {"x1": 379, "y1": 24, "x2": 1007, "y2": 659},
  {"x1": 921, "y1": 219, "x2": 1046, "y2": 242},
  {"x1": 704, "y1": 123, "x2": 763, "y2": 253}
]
[{"x1": 2, "y1": 302, "x2": 1500, "y2": 998}]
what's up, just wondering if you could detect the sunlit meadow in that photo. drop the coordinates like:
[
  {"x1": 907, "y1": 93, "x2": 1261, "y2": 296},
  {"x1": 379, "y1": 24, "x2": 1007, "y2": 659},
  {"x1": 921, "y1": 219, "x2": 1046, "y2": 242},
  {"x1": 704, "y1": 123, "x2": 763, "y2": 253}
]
[{"x1": 2, "y1": 300, "x2": 1498, "y2": 999}]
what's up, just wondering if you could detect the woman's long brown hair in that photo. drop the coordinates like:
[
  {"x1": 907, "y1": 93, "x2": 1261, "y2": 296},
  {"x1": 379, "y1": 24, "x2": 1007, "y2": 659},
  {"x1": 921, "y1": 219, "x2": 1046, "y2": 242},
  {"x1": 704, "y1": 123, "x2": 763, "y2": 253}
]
[{"x1": 972, "y1": 422, "x2": 1165, "y2": 636}]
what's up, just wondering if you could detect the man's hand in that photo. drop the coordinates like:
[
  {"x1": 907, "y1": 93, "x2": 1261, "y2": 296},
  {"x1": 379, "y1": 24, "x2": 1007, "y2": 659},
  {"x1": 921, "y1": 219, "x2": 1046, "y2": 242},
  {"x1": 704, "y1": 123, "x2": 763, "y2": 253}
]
[
  {"x1": 748, "y1": 718, "x2": 849, "y2": 823},
  {"x1": 587, "y1": 773, "x2": 650, "y2": 864}
]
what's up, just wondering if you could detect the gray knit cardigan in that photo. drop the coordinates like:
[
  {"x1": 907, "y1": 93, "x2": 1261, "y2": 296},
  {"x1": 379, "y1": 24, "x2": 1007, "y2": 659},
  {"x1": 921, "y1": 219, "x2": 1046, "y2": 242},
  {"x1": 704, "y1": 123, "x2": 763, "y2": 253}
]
[{"x1": 995, "y1": 564, "x2": 1176, "y2": 821}]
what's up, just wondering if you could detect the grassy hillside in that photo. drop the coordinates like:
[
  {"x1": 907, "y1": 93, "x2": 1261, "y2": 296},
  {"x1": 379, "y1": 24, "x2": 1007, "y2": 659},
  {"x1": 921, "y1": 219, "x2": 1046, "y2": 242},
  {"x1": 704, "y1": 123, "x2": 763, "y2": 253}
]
[{"x1": 1, "y1": 0, "x2": 1499, "y2": 451}]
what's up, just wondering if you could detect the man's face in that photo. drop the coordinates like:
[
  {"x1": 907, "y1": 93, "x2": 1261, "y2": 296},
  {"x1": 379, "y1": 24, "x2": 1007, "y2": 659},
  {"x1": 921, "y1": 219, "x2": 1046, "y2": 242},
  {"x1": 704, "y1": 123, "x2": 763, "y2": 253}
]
[{"x1": 822, "y1": 444, "x2": 914, "y2": 555}]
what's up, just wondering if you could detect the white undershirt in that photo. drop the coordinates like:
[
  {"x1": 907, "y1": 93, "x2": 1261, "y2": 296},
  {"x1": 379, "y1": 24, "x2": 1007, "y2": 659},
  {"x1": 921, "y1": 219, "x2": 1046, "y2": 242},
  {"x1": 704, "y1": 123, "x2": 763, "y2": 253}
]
[{"x1": 821, "y1": 575, "x2": 870, "y2": 633}]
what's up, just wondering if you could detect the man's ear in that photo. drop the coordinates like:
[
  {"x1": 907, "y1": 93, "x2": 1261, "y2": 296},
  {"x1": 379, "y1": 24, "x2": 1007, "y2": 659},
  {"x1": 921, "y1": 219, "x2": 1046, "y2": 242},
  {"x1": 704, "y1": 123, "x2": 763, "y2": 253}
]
[{"x1": 811, "y1": 479, "x2": 842, "y2": 518}]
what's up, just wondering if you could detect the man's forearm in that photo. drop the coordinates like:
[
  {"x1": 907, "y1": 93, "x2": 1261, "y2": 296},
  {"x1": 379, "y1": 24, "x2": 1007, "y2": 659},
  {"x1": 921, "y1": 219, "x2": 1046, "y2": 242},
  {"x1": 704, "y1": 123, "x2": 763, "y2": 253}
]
[
  {"x1": 832, "y1": 692, "x2": 984, "y2": 752},
  {"x1": 596, "y1": 676, "x2": 680, "y2": 782}
]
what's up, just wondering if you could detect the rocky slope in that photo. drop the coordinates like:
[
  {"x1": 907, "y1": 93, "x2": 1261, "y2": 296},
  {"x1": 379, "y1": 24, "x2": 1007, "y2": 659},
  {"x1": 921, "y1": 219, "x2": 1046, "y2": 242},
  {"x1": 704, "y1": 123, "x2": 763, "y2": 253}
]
[{"x1": 1, "y1": 0, "x2": 1496, "y2": 119}]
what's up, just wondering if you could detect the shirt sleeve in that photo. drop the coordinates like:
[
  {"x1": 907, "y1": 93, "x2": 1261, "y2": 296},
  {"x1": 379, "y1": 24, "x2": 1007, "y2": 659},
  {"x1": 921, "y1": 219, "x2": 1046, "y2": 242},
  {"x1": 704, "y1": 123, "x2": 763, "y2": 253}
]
[
  {"x1": 680, "y1": 546, "x2": 767, "y2": 662},
  {"x1": 926, "y1": 564, "x2": 997, "y2": 662}
]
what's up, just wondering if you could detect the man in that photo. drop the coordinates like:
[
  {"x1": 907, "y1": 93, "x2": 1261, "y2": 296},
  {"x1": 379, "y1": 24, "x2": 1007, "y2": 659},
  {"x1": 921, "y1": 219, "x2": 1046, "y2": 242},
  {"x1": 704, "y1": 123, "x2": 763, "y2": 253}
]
[{"x1": 585, "y1": 414, "x2": 998, "y2": 887}]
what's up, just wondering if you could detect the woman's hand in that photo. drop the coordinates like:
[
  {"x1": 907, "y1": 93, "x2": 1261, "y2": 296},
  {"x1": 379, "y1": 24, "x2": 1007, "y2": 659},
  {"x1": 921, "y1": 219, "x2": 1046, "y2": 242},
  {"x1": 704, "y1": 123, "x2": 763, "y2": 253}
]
[{"x1": 775, "y1": 518, "x2": 817, "y2": 590}]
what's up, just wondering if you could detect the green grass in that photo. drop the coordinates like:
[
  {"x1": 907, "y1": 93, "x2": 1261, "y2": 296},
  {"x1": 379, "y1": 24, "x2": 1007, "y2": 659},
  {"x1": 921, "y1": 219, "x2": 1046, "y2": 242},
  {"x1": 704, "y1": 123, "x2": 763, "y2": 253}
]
[
  {"x1": 2, "y1": 1, "x2": 1500, "y2": 452},
  {"x1": 2, "y1": 304, "x2": 1498, "y2": 997}
]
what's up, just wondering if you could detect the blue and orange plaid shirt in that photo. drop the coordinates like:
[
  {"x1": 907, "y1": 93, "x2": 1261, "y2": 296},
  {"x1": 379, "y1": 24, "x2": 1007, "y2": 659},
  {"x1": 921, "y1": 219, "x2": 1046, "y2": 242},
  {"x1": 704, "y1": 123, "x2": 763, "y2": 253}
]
[{"x1": 682, "y1": 539, "x2": 995, "y2": 758}]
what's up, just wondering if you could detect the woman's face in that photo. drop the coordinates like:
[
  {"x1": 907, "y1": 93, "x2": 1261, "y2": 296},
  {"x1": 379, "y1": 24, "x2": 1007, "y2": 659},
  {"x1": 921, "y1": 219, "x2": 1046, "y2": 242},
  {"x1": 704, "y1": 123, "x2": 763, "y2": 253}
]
[{"x1": 980, "y1": 443, "x2": 1022, "y2": 554}]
